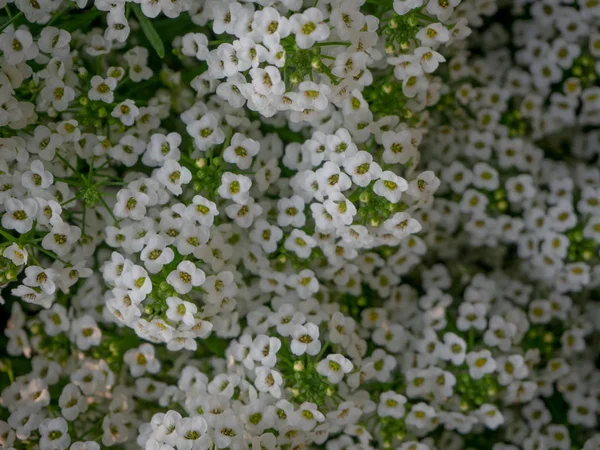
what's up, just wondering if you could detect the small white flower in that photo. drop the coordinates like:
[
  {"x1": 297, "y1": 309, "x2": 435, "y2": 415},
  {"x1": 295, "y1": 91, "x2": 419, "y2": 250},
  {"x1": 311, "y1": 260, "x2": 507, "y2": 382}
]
[
  {"x1": 124, "y1": 343, "x2": 160, "y2": 377},
  {"x1": 88, "y1": 76, "x2": 117, "y2": 103},
  {"x1": 254, "y1": 366, "x2": 283, "y2": 398},
  {"x1": 39, "y1": 418, "x2": 70, "y2": 450},
  {"x1": 316, "y1": 354, "x2": 353, "y2": 384},
  {"x1": 291, "y1": 322, "x2": 321, "y2": 356},
  {"x1": 140, "y1": 235, "x2": 174, "y2": 274},
  {"x1": 218, "y1": 172, "x2": 252, "y2": 205},
  {"x1": 167, "y1": 261, "x2": 205, "y2": 295},
  {"x1": 466, "y1": 350, "x2": 496, "y2": 380},
  {"x1": 111, "y1": 100, "x2": 139, "y2": 126},
  {"x1": 166, "y1": 297, "x2": 198, "y2": 326},
  {"x1": 377, "y1": 391, "x2": 407, "y2": 419},
  {"x1": 2, "y1": 198, "x2": 38, "y2": 234},
  {"x1": 3, "y1": 244, "x2": 28, "y2": 266},
  {"x1": 289, "y1": 8, "x2": 330, "y2": 49},
  {"x1": 373, "y1": 171, "x2": 409, "y2": 203},
  {"x1": 223, "y1": 133, "x2": 260, "y2": 170},
  {"x1": 289, "y1": 402, "x2": 325, "y2": 431},
  {"x1": 156, "y1": 160, "x2": 192, "y2": 195}
]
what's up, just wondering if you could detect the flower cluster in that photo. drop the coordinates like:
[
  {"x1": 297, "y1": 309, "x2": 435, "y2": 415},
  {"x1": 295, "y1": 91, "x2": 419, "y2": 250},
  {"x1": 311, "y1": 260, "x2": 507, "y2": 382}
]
[{"x1": 1, "y1": 0, "x2": 600, "y2": 449}]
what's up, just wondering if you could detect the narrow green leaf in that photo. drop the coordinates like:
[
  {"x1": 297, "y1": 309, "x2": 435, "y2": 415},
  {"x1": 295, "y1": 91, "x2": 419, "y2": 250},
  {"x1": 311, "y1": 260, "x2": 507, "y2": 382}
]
[{"x1": 132, "y1": 4, "x2": 165, "y2": 59}]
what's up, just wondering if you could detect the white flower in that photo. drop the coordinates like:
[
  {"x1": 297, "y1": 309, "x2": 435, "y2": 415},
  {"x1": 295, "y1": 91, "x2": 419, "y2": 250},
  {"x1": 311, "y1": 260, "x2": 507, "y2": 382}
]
[
  {"x1": 316, "y1": 161, "x2": 352, "y2": 196},
  {"x1": 393, "y1": 0, "x2": 423, "y2": 15},
  {"x1": 39, "y1": 418, "x2": 70, "y2": 450},
  {"x1": 289, "y1": 402, "x2": 325, "y2": 431},
  {"x1": 23, "y1": 266, "x2": 58, "y2": 295},
  {"x1": 156, "y1": 160, "x2": 192, "y2": 195},
  {"x1": 187, "y1": 113, "x2": 225, "y2": 151},
  {"x1": 223, "y1": 133, "x2": 260, "y2": 170},
  {"x1": 70, "y1": 315, "x2": 102, "y2": 350},
  {"x1": 166, "y1": 297, "x2": 198, "y2": 326},
  {"x1": 3, "y1": 244, "x2": 28, "y2": 266},
  {"x1": 324, "y1": 192, "x2": 357, "y2": 227},
  {"x1": 289, "y1": 8, "x2": 330, "y2": 49},
  {"x1": 254, "y1": 6, "x2": 290, "y2": 47},
  {"x1": 277, "y1": 195, "x2": 306, "y2": 227},
  {"x1": 416, "y1": 23, "x2": 450, "y2": 46},
  {"x1": 250, "y1": 335, "x2": 281, "y2": 368},
  {"x1": 377, "y1": 391, "x2": 407, "y2": 419},
  {"x1": 254, "y1": 366, "x2": 283, "y2": 399},
  {"x1": 218, "y1": 172, "x2": 252, "y2": 205},
  {"x1": 382, "y1": 130, "x2": 416, "y2": 165},
  {"x1": 167, "y1": 261, "x2": 205, "y2": 295},
  {"x1": 374, "y1": 171, "x2": 409, "y2": 203},
  {"x1": 291, "y1": 322, "x2": 321, "y2": 356},
  {"x1": 343, "y1": 151, "x2": 382, "y2": 187},
  {"x1": 466, "y1": 350, "x2": 497, "y2": 380},
  {"x1": 140, "y1": 235, "x2": 174, "y2": 274},
  {"x1": 143, "y1": 132, "x2": 182, "y2": 166},
  {"x1": 316, "y1": 354, "x2": 353, "y2": 384},
  {"x1": 88, "y1": 76, "x2": 117, "y2": 103},
  {"x1": 284, "y1": 229, "x2": 317, "y2": 259},
  {"x1": 297, "y1": 81, "x2": 331, "y2": 111},
  {"x1": 414, "y1": 46, "x2": 446, "y2": 73},
  {"x1": 250, "y1": 219, "x2": 283, "y2": 253},
  {"x1": 174, "y1": 416, "x2": 210, "y2": 450},
  {"x1": 42, "y1": 222, "x2": 81, "y2": 257},
  {"x1": 58, "y1": 384, "x2": 87, "y2": 421},
  {"x1": 185, "y1": 195, "x2": 219, "y2": 226},
  {"x1": 124, "y1": 344, "x2": 160, "y2": 377},
  {"x1": 114, "y1": 189, "x2": 150, "y2": 220},
  {"x1": 225, "y1": 197, "x2": 263, "y2": 228},
  {"x1": 249, "y1": 66, "x2": 286, "y2": 97},
  {"x1": 287, "y1": 269, "x2": 319, "y2": 299},
  {"x1": 2, "y1": 198, "x2": 38, "y2": 234},
  {"x1": 0, "y1": 29, "x2": 38, "y2": 65},
  {"x1": 111, "y1": 100, "x2": 139, "y2": 126},
  {"x1": 181, "y1": 32, "x2": 209, "y2": 60}
]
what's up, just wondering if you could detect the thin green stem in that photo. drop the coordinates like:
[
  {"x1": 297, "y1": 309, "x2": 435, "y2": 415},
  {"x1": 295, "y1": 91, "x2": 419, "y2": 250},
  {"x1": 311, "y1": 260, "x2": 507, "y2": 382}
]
[
  {"x1": 61, "y1": 191, "x2": 84, "y2": 207},
  {"x1": 81, "y1": 204, "x2": 87, "y2": 235},
  {"x1": 99, "y1": 195, "x2": 119, "y2": 225},
  {"x1": 0, "y1": 228, "x2": 17, "y2": 243},
  {"x1": 315, "y1": 41, "x2": 351, "y2": 47},
  {"x1": 35, "y1": 245, "x2": 70, "y2": 266},
  {"x1": 0, "y1": 11, "x2": 22, "y2": 32},
  {"x1": 55, "y1": 152, "x2": 79, "y2": 174}
]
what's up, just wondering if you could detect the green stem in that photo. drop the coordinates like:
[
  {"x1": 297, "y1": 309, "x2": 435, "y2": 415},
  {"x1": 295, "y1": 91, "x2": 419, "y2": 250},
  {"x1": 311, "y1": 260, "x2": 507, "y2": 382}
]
[
  {"x1": 55, "y1": 152, "x2": 79, "y2": 174},
  {"x1": 315, "y1": 41, "x2": 351, "y2": 47},
  {"x1": 0, "y1": 11, "x2": 22, "y2": 32},
  {"x1": 0, "y1": 228, "x2": 17, "y2": 243},
  {"x1": 99, "y1": 195, "x2": 119, "y2": 225},
  {"x1": 81, "y1": 204, "x2": 87, "y2": 235},
  {"x1": 316, "y1": 341, "x2": 330, "y2": 360},
  {"x1": 35, "y1": 245, "x2": 70, "y2": 266},
  {"x1": 61, "y1": 191, "x2": 84, "y2": 207},
  {"x1": 208, "y1": 39, "x2": 232, "y2": 47},
  {"x1": 415, "y1": 12, "x2": 435, "y2": 23},
  {"x1": 47, "y1": 6, "x2": 72, "y2": 26}
]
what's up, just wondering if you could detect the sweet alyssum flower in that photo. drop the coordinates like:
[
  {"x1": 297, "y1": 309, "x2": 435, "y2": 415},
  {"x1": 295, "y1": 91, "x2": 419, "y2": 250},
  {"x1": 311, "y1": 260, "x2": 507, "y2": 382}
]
[{"x1": 1, "y1": 1, "x2": 599, "y2": 450}]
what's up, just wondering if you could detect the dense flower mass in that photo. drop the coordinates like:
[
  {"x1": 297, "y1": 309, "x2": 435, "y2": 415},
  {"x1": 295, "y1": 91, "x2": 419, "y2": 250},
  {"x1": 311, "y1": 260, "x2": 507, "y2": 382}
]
[{"x1": 1, "y1": 0, "x2": 600, "y2": 449}]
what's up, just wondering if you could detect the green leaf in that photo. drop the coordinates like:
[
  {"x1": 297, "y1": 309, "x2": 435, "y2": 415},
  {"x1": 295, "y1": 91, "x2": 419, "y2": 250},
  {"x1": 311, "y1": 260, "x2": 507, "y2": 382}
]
[{"x1": 132, "y1": 5, "x2": 165, "y2": 59}]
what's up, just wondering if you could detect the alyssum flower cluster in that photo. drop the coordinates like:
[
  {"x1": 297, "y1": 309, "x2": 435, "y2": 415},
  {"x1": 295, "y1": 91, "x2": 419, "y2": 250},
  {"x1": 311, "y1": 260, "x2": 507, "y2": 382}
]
[{"x1": 1, "y1": 0, "x2": 600, "y2": 449}]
